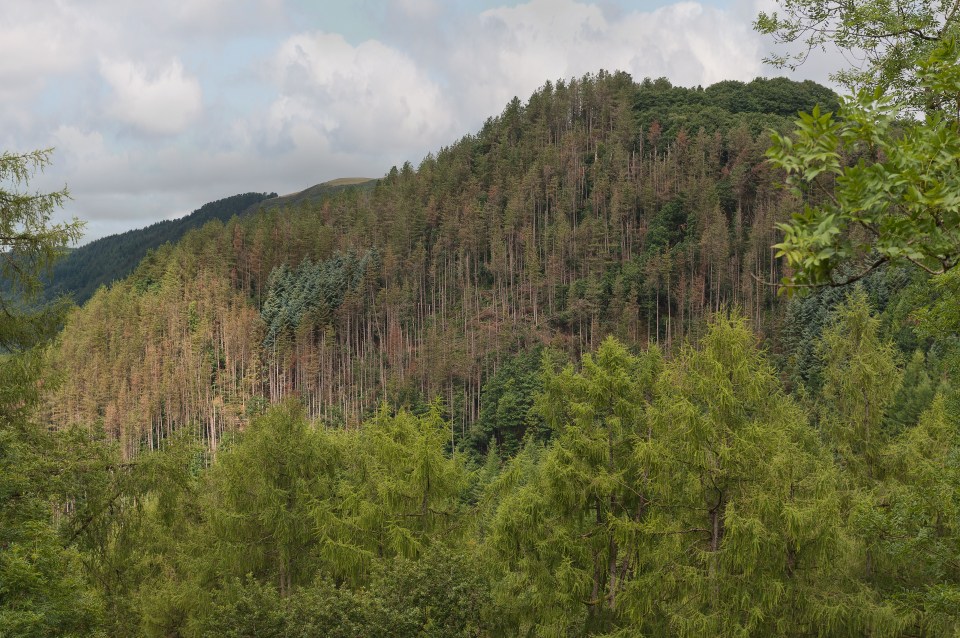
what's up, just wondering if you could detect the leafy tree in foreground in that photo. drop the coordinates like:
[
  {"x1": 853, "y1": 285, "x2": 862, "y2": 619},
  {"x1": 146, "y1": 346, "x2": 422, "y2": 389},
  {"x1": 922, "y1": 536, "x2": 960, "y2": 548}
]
[
  {"x1": 755, "y1": 0, "x2": 960, "y2": 111},
  {"x1": 766, "y1": 38, "x2": 960, "y2": 292}
]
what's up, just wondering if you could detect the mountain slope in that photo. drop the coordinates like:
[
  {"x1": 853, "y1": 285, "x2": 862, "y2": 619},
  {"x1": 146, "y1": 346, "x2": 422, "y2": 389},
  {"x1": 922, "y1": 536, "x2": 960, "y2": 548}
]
[
  {"x1": 49, "y1": 192, "x2": 276, "y2": 305},
  {"x1": 48, "y1": 179, "x2": 378, "y2": 305},
  {"x1": 48, "y1": 72, "x2": 838, "y2": 456},
  {"x1": 252, "y1": 178, "x2": 377, "y2": 213}
]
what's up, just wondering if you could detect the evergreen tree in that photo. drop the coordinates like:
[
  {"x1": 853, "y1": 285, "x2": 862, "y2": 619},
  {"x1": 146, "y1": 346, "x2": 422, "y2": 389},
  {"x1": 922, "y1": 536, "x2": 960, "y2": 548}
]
[
  {"x1": 818, "y1": 290, "x2": 902, "y2": 483},
  {"x1": 202, "y1": 401, "x2": 339, "y2": 596},
  {"x1": 486, "y1": 338, "x2": 661, "y2": 635},
  {"x1": 871, "y1": 395, "x2": 960, "y2": 633},
  {"x1": 0, "y1": 149, "x2": 99, "y2": 637},
  {"x1": 628, "y1": 312, "x2": 849, "y2": 635}
]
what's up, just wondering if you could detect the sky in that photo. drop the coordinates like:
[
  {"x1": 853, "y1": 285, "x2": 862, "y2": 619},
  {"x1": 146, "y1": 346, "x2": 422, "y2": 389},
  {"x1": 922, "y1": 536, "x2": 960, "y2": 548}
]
[{"x1": 1, "y1": 0, "x2": 844, "y2": 243}]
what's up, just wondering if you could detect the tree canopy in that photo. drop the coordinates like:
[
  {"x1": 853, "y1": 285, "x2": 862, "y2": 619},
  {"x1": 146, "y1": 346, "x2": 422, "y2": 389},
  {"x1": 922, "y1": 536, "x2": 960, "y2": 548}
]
[
  {"x1": 755, "y1": 0, "x2": 960, "y2": 111},
  {"x1": 766, "y1": 38, "x2": 960, "y2": 292}
]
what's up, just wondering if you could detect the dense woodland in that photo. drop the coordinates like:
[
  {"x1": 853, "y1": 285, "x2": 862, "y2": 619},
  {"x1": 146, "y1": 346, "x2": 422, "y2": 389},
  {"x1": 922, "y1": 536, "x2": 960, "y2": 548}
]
[
  {"x1": 4, "y1": 10, "x2": 960, "y2": 635},
  {"x1": 40, "y1": 192, "x2": 276, "y2": 305},
  {"x1": 47, "y1": 73, "x2": 838, "y2": 457}
]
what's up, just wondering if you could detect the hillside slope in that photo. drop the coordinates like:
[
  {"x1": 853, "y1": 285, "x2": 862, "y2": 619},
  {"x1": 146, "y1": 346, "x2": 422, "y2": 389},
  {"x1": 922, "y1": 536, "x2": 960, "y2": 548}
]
[
  {"x1": 48, "y1": 72, "x2": 838, "y2": 456},
  {"x1": 48, "y1": 192, "x2": 276, "y2": 304},
  {"x1": 47, "y1": 179, "x2": 378, "y2": 305}
]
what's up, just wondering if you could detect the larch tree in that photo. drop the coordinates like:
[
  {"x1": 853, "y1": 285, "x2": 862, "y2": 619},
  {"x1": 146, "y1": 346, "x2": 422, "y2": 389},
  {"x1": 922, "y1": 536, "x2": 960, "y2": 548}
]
[
  {"x1": 817, "y1": 290, "x2": 902, "y2": 485},
  {"x1": 485, "y1": 338, "x2": 661, "y2": 635},
  {"x1": 0, "y1": 149, "x2": 98, "y2": 636},
  {"x1": 628, "y1": 312, "x2": 852, "y2": 636},
  {"x1": 201, "y1": 401, "x2": 340, "y2": 597},
  {"x1": 868, "y1": 395, "x2": 960, "y2": 633}
]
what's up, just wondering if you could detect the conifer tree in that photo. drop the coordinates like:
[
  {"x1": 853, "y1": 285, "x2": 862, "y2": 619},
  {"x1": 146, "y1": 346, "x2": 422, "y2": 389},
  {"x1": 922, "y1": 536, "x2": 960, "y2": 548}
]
[
  {"x1": 332, "y1": 404, "x2": 468, "y2": 576},
  {"x1": 0, "y1": 149, "x2": 99, "y2": 636},
  {"x1": 486, "y1": 338, "x2": 661, "y2": 635},
  {"x1": 818, "y1": 290, "x2": 901, "y2": 484},
  {"x1": 627, "y1": 312, "x2": 848, "y2": 635},
  {"x1": 871, "y1": 395, "x2": 960, "y2": 633},
  {"x1": 202, "y1": 401, "x2": 338, "y2": 596}
]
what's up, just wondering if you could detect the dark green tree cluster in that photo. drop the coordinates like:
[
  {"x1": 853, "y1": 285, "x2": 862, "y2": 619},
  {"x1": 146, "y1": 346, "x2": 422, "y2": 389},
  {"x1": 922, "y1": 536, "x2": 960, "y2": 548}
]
[
  {"x1": 261, "y1": 250, "x2": 378, "y2": 348},
  {"x1": 633, "y1": 76, "x2": 839, "y2": 139}
]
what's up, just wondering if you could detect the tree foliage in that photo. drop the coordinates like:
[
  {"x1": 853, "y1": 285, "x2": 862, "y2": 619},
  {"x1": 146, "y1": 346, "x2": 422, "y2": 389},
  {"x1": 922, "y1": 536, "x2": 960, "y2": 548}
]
[
  {"x1": 0, "y1": 149, "x2": 98, "y2": 637},
  {"x1": 766, "y1": 36, "x2": 960, "y2": 292},
  {"x1": 755, "y1": 0, "x2": 960, "y2": 110}
]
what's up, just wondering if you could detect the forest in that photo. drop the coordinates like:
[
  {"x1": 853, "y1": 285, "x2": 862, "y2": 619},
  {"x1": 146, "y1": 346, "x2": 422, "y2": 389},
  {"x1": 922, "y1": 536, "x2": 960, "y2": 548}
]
[
  {"x1": 2, "y1": 2, "x2": 960, "y2": 636},
  {"x1": 41, "y1": 192, "x2": 277, "y2": 306}
]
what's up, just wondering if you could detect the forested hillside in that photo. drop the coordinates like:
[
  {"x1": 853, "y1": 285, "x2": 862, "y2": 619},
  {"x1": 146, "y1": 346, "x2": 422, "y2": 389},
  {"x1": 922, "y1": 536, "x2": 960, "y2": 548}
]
[
  {"x1": 46, "y1": 73, "x2": 839, "y2": 456},
  {"x1": 36, "y1": 180, "x2": 377, "y2": 306},
  {"x1": 44, "y1": 192, "x2": 276, "y2": 305},
  {"x1": 6, "y1": 0, "x2": 960, "y2": 634}
]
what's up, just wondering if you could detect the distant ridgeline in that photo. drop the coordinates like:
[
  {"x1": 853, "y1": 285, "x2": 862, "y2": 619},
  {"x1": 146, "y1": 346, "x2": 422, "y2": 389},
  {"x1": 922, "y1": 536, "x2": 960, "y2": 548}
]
[
  {"x1": 46, "y1": 192, "x2": 277, "y2": 305},
  {"x1": 48, "y1": 73, "x2": 841, "y2": 456}
]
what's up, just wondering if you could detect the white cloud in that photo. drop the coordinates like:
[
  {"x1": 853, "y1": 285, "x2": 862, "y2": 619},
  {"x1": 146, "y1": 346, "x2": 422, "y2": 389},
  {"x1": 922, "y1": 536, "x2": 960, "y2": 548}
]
[
  {"x1": 263, "y1": 31, "x2": 456, "y2": 155},
  {"x1": 438, "y1": 0, "x2": 764, "y2": 129},
  {"x1": 100, "y1": 57, "x2": 203, "y2": 135},
  {"x1": 0, "y1": 22, "x2": 78, "y2": 92},
  {"x1": 393, "y1": 0, "x2": 443, "y2": 20},
  {"x1": 51, "y1": 125, "x2": 108, "y2": 162}
]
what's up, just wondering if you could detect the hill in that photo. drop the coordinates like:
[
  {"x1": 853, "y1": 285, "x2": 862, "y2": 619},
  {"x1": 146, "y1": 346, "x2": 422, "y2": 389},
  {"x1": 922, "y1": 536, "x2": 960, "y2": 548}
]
[
  {"x1": 255, "y1": 177, "x2": 377, "y2": 213},
  {"x1": 48, "y1": 72, "x2": 838, "y2": 457},
  {"x1": 47, "y1": 192, "x2": 276, "y2": 305},
  {"x1": 45, "y1": 179, "x2": 377, "y2": 305}
]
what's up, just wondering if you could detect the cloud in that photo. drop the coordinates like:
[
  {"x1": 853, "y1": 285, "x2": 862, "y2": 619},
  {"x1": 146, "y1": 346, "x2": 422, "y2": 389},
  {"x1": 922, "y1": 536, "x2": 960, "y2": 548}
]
[
  {"x1": 51, "y1": 125, "x2": 108, "y2": 162},
  {"x1": 0, "y1": 23, "x2": 79, "y2": 95},
  {"x1": 263, "y1": 32, "x2": 456, "y2": 156},
  {"x1": 99, "y1": 57, "x2": 203, "y2": 135},
  {"x1": 393, "y1": 0, "x2": 443, "y2": 20},
  {"x1": 0, "y1": 0, "x2": 846, "y2": 244}
]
